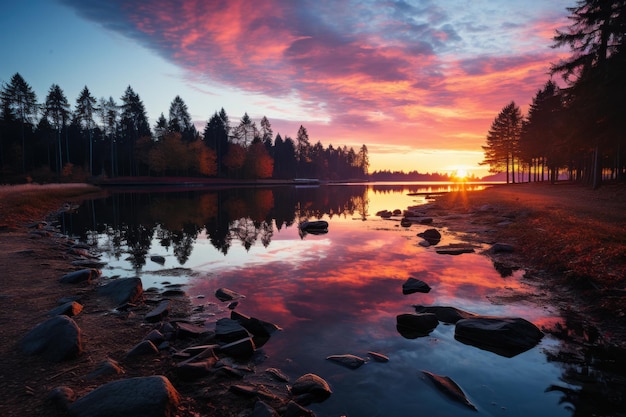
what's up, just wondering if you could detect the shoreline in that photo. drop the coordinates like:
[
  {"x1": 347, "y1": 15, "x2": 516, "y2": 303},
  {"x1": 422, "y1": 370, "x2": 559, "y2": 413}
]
[{"x1": 0, "y1": 182, "x2": 625, "y2": 416}]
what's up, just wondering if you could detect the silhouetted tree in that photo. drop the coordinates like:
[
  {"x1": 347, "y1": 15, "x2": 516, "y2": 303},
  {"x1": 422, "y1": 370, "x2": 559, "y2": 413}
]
[
  {"x1": 97, "y1": 96, "x2": 119, "y2": 177},
  {"x1": 75, "y1": 86, "x2": 98, "y2": 175},
  {"x1": 168, "y1": 95, "x2": 196, "y2": 142},
  {"x1": 203, "y1": 108, "x2": 230, "y2": 176},
  {"x1": 551, "y1": 0, "x2": 626, "y2": 186},
  {"x1": 481, "y1": 102, "x2": 522, "y2": 183},
  {"x1": 119, "y1": 86, "x2": 150, "y2": 176},
  {"x1": 0, "y1": 73, "x2": 38, "y2": 172},
  {"x1": 43, "y1": 84, "x2": 71, "y2": 173},
  {"x1": 520, "y1": 81, "x2": 565, "y2": 182}
]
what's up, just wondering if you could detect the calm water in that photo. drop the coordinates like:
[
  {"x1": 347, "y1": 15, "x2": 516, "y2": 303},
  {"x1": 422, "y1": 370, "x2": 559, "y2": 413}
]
[{"x1": 62, "y1": 183, "x2": 579, "y2": 416}]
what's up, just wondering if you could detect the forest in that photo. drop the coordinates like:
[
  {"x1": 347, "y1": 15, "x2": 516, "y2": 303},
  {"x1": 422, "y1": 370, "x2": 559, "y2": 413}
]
[
  {"x1": 481, "y1": 0, "x2": 626, "y2": 188},
  {"x1": 0, "y1": 80, "x2": 371, "y2": 183}
]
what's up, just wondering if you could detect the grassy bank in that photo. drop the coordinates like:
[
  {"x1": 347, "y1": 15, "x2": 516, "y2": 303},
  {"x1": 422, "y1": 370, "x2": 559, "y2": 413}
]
[{"x1": 0, "y1": 183, "x2": 103, "y2": 228}]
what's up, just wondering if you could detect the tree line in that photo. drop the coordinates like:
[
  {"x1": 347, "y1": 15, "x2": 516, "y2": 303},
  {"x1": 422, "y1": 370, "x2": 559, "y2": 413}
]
[
  {"x1": 481, "y1": 0, "x2": 625, "y2": 188},
  {"x1": 0, "y1": 77, "x2": 370, "y2": 182}
]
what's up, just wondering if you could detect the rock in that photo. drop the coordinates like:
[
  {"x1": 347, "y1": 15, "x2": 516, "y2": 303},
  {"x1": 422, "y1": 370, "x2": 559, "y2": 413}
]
[
  {"x1": 144, "y1": 329, "x2": 166, "y2": 345},
  {"x1": 299, "y1": 220, "x2": 329, "y2": 230},
  {"x1": 219, "y1": 337, "x2": 256, "y2": 358},
  {"x1": 266, "y1": 367, "x2": 290, "y2": 382},
  {"x1": 175, "y1": 359, "x2": 217, "y2": 379},
  {"x1": 290, "y1": 373, "x2": 332, "y2": 405},
  {"x1": 59, "y1": 268, "x2": 100, "y2": 284},
  {"x1": 215, "y1": 318, "x2": 251, "y2": 343},
  {"x1": 150, "y1": 255, "x2": 166, "y2": 265},
  {"x1": 96, "y1": 277, "x2": 143, "y2": 305},
  {"x1": 418, "y1": 228, "x2": 441, "y2": 245},
  {"x1": 455, "y1": 316, "x2": 544, "y2": 357},
  {"x1": 68, "y1": 375, "x2": 180, "y2": 417},
  {"x1": 490, "y1": 243, "x2": 515, "y2": 253},
  {"x1": 47, "y1": 386, "x2": 76, "y2": 410},
  {"x1": 418, "y1": 240, "x2": 431, "y2": 247},
  {"x1": 376, "y1": 210, "x2": 393, "y2": 218},
  {"x1": 145, "y1": 300, "x2": 170, "y2": 322},
  {"x1": 284, "y1": 401, "x2": 316, "y2": 417},
  {"x1": 230, "y1": 311, "x2": 281, "y2": 347},
  {"x1": 71, "y1": 259, "x2": 107, "y2": 268},
  {"x1": 175, "y1": 322, "x2": 212, "y2": 338},
  {"x1": 421, "y1": 370, "x2": 477, "y2": 411},
  {"x1": 402, "y1": 277, "x2": 431, "y2": 294},
  {"x1": 230, "y1": 384, "x2": 281, "y2": 402},
  {"x1": 215, "y1": 287, "x2": 245, "y2": 302},
  {"x1": 20, "y1": 315, "x2": 83, "y2": 362},
  {"x1": 46, "y1": 301, "x2": 83, "y2": 317},
  {"x1": 326, "y1": 354, "x2": 366, "y2": 369},
  {"x1": 86, "y1": 359, "x2": 124, "y2": 380},
  {"x1": 400, "y1": 218, "x2": 412, "y2": 227},
  {"x1": 414, "y1": 305, "x2": 478, "y2": 324},
  {"x1": 125, "y1": 340, "x2": 159, "y2": 358},
  {"x1": 367, "y1": 351, "x2": 389, "y2": 362},
  {"x1": 435, "y1": 245, "x2": 475, "y2": 255},
  {"x1": 251, "y1": 400, "x2": 280, "y2": 417},
  {"x1": 396, "y1": 313, "x2": 439, "y2": 338},
  {"x1": 405, "y1": 216, "x2": 433, "y2": 224}
]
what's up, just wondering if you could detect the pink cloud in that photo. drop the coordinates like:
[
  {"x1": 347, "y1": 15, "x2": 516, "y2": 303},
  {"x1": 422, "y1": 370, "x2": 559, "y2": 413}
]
[{"x1": 62, "y1": 0, "x2": 571, "y2": 173}]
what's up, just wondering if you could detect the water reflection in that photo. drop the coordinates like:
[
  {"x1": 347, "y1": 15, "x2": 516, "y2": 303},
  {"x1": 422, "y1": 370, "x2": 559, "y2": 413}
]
[{"x1": 60, "y1": 183, "x2": 624, "y2": 416}]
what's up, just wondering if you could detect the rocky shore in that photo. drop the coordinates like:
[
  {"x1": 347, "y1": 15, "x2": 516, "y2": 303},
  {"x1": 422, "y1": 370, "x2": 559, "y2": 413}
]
[{"x1": 1, "y1": 182, "x2": 625, "y2": 416}]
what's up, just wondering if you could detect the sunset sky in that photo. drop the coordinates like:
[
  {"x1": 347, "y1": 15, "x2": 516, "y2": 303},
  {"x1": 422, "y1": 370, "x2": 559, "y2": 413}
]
[{"x1": 0, "y1": 0, "x2": 572, "y2": 177}]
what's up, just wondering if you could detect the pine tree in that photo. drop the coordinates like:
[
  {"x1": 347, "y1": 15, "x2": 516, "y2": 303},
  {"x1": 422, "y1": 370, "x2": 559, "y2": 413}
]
[
  {"x1": 481, "y1": 102, "x2": 522, "y2": 183},
  {"x1": 43, "y1": 84, "x2": 71, "y2": 173},
  {"x1": 0, "y1": 73, "x2": 38, "y2": 172},
  {"x1": 75, "y1": 86, "x2": 98, "y2": 175}
]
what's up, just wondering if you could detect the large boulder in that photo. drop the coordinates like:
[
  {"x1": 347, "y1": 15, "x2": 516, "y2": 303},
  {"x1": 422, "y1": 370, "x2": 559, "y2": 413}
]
[
  {"x1": 96, "y1": 277, "x2": 143, "y2": 305},
  {"x1": 68, "y1": 376, "x2": 180, "y2": 417},
  {"x1": 20, "y1": 315, "x2": 83, "y2": 362},
  {"x1": 396, "y1": 313, "x2": 438, "y2": 338},
  {"x1": 455, "y1": 316, "x2": 544, "y2": 357}
]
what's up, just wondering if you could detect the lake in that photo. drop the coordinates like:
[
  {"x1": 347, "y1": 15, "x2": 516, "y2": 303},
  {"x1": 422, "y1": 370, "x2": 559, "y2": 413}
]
[{"x1": 61, "y1": 182, "x2": 585, "y2": 416}]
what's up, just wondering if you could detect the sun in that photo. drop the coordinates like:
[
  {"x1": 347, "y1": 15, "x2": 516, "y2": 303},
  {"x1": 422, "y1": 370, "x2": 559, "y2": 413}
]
[{"x1": 454, "y1": 169, "x2": 468, "y2": 181}]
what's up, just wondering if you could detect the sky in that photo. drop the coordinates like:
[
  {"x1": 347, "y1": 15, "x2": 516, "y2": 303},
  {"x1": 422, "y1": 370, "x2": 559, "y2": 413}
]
[{"x1": 0, "y1": 0, "x2": 573, "y2": 177}]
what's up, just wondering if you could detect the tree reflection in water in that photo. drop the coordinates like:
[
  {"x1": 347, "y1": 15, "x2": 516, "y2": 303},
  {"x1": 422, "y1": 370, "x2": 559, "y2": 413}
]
[{"x1": 62, "y1": 185, "x2": 369, "y2": 265}]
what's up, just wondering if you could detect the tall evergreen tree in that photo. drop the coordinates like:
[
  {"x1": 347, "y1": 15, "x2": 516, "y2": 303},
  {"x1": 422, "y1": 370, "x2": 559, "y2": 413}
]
[
  {"x1": 519, "y1": 81, "x2": 564, "y2": 182},
  {"x1": 75, "y1": 86, "x2": 98, "y2": 175},
  {"x1": 0, "y1": 73, "x2": 38, "y2": 172},
  {"x1": 481, "y1": 102, "x2": 522, "y2": 183},
  {"x1": 119, "y1": 86, "x2": 150, "y2": 175},
  {"x1": 203, "y1": 108, "x2": 230, "y2": 176},
  {"x1": 168, "y1": 95, "x2": 196, "y2": 142},
  {"x1": 43, "y1": 84, "x2": 71, "y2": 173},
  {"x1": 552, "y1": 0, "x2": 626, "y2": 186},
  {"x1": 357, "y1": 144, "x2": 370, "y2": 178},
  {"x1": 98, "y1": 96, "x2": 119, "y2": 177},
  {"x1": 234, "y1": 112, "x2": 256, "y2": 147}
]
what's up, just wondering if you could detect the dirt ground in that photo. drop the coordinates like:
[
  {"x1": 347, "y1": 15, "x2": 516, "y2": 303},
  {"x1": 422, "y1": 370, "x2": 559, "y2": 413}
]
[{"x1": 0, "y1": 181, "x2": 625, "y2": 416}]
